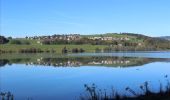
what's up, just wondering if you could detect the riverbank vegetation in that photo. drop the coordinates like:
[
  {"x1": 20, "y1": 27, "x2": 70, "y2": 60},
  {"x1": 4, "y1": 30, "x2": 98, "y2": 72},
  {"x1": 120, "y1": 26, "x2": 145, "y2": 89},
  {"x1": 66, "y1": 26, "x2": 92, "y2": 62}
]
[
  {"x1": 1, "y1": 78, "x2": 169, "y2": 100},
  {"x1": 80, "y1": 77, "x2": 170, "y2": 100}
]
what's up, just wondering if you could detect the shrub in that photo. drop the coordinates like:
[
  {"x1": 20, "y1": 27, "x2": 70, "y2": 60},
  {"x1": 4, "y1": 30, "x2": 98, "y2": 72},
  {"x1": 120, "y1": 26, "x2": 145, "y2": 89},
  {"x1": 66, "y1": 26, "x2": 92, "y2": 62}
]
[
  {"x1": 79, "y1": 48, "x2": 85, "y2": 53},
  {"x1": 95, "y1": 48, "x2": 102, "y2": 53},
  {"x1": 72, "y1": 48, "x2": 79, "y2": 53},
  {"x1": 10, "y1": 40, "x2": 22, "y2": 44},
  {"x1": 9, "y1": 39, "x2": 31, "y2": 45},
  {"x1": 22, "y1": 41, "x2": 30, "y2": 45},
  {"x1": 0, "y1": 36, "x2": 9, "y2": 44},
  {"x1": 18, "y1": 48, "x2": 43, "y2": 53},
  {"x1": 62, "y1": 46, "x2": 68, "y2": 53}
]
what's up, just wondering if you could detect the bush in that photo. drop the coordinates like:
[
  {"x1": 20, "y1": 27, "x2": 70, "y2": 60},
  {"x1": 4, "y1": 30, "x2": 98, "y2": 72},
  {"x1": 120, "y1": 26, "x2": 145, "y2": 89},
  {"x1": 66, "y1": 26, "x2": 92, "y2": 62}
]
[
  {"x1": 95, "y1": 48, "x2": 102, "y2": 53},
  {"x1": 62, "y1": 47, "x2": 85, "y2": 53},
  {"x1": 18, "y1": 48, "x2": 43, "y2": 53},
  {"x1": 62, "y1": 47, "x2": 68, "y2": 53},
  {"x1": 22, "y1": 41, "x2": 30, "y2": 45},
  {"x1": 10, "y1": 40, "x2": 21, "y2": 44},
  {"x1": 10, "y1": 39, "x2": 30, "y2": 45},
  {"x1": 79, "y1": 48, "x2": 85, "y2": 53},
  {"x1": 0, "y1": 36, "x2": 9, "y2": 44},
  {"x1": 72, "y1": 48, "x2": 79, "y2": 53},
  {"x1": 72, "y1": 48, "x2": 85, "y2": 53}
]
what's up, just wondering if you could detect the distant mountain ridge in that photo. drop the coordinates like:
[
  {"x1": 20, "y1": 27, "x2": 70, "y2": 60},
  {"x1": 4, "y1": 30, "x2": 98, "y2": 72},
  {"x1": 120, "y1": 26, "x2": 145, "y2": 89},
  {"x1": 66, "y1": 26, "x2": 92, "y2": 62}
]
[{"x1": 159, "y1": 36, "x2": 170, "y2": 41}]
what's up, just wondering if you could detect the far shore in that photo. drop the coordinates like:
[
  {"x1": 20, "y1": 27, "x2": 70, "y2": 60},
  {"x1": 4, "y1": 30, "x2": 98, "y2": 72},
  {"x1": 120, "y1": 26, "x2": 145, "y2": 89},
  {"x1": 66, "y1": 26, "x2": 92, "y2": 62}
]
[{"x1": 1, "y1": 44, "x2": 170, "y2": 54}]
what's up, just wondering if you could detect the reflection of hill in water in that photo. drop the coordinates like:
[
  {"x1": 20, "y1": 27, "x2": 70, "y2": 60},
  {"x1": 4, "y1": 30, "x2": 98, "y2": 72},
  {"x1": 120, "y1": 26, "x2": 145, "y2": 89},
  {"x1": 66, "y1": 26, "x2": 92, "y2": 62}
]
[{"x1": 0, "y1": 54, "x2": 170, "y2": 67}]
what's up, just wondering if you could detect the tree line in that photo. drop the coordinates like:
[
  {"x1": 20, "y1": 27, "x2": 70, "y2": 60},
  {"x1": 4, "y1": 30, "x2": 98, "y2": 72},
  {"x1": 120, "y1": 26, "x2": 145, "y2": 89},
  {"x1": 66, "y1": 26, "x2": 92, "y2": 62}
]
[{"x1": 41, "y1": 37, "x2": 139, "y2": 46}]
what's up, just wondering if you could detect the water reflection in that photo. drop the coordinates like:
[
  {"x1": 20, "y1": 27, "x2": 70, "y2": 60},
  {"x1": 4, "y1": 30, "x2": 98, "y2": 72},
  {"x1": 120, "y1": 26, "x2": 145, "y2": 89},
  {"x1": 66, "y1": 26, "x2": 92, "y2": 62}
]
[
  {"x1": 0, "y1": 53, "x2": 170, "y2": 100},
  {"x1": 1, "y1": 56, "x2": 170, "y2": 67},
  {"x1": 1, "y1": 77, "x2": 170, "y2": 100}
]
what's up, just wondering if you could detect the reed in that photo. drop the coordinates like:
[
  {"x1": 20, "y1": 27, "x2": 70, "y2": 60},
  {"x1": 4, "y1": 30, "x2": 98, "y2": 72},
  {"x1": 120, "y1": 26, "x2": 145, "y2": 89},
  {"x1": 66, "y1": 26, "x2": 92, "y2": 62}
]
[{"x1": 80, "y1": 76, "x2": 170, "y2": 100}]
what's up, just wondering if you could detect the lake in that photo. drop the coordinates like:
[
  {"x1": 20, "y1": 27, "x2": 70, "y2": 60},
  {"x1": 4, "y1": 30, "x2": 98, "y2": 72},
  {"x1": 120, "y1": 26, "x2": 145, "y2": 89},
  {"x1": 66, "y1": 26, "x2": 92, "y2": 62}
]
[{"x1": 0, "y1": 52, "x2": 170, "y2": 100}]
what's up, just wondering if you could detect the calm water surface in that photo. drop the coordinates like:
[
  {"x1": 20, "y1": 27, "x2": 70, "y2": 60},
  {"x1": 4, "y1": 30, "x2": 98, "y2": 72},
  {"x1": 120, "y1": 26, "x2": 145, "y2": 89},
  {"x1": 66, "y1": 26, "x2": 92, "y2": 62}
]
[{"x1": 0, "y1": 52, "x2": 170, "y2": 100}]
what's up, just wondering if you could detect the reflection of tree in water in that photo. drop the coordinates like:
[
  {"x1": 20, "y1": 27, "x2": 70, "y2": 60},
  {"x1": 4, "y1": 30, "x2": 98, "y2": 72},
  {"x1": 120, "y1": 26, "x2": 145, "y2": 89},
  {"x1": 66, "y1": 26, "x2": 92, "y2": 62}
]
[
  {"x1": 0, "y1": 57, "x2": 169, "y2": 67},
  {"x1": 0, "y1": 58, "x2": 31, "y2": 67},
  {"x1": 0, "y1": 59, "x2": 9, "y2": 66}
]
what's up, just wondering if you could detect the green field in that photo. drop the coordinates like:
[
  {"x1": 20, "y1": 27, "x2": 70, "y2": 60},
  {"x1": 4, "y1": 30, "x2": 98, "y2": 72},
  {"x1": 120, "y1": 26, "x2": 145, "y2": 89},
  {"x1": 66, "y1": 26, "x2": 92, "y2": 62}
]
[
  {"x1": 1, "y1": 33, "x2": 170, "y2": 53},
  {"x1": 0, "y1": 43, "x2": 108, "y2": 53}
]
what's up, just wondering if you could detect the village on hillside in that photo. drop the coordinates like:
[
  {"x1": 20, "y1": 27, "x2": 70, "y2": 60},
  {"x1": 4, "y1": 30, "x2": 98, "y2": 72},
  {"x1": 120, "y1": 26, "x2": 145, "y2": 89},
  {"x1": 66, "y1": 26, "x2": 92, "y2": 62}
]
[
  {"x1": 26, "y1": 34, "x2": 130, "y2": 41},
  {"x1": 23, "y1": 33, "x2": 145, "y2": 47}
]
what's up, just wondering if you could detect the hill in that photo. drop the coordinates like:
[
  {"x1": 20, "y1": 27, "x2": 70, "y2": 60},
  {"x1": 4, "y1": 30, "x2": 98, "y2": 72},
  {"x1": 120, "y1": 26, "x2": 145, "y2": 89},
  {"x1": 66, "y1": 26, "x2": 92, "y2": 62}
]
[
  {"x1": 0, "y1": 33, "x2": 170, "y2": 53},
  {"x1": 159, "y1": 36, "x2": 170, "y2": 41}
]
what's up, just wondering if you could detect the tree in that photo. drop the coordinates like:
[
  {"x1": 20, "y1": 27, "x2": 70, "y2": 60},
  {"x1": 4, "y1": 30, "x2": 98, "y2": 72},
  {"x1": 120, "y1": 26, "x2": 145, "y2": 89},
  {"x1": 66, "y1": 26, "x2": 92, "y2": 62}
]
[
  {"x1": 7, "y1": 37, "x2": 12, "y2": 40},
  {"x1": 0, "y1": 36, "x2": 9, "y2": 44}
]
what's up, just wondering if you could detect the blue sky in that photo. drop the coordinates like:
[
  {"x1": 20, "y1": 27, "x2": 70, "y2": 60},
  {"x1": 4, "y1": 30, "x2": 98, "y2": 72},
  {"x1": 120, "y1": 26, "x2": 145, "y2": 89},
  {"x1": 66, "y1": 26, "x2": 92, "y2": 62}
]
[{"x1": 1, "y1": 0, "x2": 170, "y2": 37}]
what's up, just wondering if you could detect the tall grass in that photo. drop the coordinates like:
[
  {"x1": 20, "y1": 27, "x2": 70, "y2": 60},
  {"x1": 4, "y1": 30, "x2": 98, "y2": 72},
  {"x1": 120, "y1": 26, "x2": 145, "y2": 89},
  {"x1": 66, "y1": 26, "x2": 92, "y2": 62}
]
[
  {"x1": 1, "y1": 76, "x2": 169, "y2": 100},
  {"x1": 80, "y1": 76, "x2": 170, "y2": 100}
]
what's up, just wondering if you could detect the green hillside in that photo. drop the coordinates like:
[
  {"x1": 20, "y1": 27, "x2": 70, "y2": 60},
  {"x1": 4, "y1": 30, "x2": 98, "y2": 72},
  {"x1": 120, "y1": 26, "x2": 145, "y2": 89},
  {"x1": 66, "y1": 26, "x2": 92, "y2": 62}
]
[{"x1": 0, "y1": 33, "x2": 170, "y2": 53}]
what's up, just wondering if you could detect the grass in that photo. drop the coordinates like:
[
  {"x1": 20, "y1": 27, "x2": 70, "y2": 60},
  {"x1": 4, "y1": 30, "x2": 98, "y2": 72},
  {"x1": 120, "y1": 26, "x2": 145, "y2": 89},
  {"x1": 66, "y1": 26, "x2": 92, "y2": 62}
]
[
  {"x1": 0, "y1": 44, "x2": 108, "y2": 53},
  {"x1": 0, "y1": 38, "x2": 108, "y2": 53}
]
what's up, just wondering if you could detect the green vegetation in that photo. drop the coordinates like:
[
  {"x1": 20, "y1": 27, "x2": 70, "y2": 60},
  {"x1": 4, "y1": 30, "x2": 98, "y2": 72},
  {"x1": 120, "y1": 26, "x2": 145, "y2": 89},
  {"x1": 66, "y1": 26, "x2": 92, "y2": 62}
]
[
  {"x1": 0, "y1": 44, "x2": 107, "y2": 53},
  {"x1": 0, "y1": 36, "x2": 9, "y2": 44},
  {"x1": 0, "y1": 33, "x2": 170, "y2": 54},
  {"x1": 9, "y1": 39, "x2": 31, "y2": 45},
  {"x1": 124, "y1": 33, "x2": 170, "y2": 50}
]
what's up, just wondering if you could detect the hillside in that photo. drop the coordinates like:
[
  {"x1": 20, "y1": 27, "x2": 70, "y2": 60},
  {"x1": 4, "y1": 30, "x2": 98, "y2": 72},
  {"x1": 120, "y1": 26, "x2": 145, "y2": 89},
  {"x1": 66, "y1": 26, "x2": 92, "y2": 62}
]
[
  {"x1": 159, "y1": 36, "x2": 170, "y2": 41},
  {"x1": 0, "y1": 33, "x2": 170, "y2": 53}
]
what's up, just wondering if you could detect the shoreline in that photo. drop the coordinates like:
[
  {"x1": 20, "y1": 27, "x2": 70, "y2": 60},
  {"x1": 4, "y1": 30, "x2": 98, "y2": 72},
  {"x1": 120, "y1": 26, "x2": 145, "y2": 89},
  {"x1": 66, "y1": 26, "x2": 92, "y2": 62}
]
[{"x1": 1, "y1": 44, "x2": 170, "y2": 54}]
